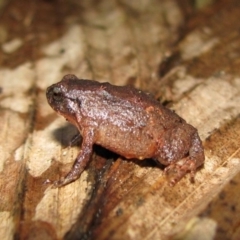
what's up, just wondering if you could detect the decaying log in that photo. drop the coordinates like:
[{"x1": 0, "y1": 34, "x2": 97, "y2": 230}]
[{"x1": 0, "y1": 0, "x2": 240, "y2": 239}]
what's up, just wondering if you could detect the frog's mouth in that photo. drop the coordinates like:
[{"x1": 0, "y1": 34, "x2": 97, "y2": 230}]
[{"x1": 60, "y1": 111, "x2": 78, "y2": 125}]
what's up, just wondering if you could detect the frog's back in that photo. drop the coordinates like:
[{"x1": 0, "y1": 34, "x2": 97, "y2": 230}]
[
  {"x1": 62, "y1": 75, "x2": 157, "y2": 107},
  {"x1": 62, "y1": 75, "x2": 182, "y2": 128}
]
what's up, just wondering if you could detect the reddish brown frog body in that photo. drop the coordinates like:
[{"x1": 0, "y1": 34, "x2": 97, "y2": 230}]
[{"x1": 46, "y1": 74, "x2": 204, "y2": 187}]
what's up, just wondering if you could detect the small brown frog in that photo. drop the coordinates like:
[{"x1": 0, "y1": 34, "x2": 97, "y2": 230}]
[{"x1": 46, "y1": 74, "x2": 204, "y2": 187}]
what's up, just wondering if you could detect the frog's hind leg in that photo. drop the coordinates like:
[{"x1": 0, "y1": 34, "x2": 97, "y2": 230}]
[{"x1": 165, "y1": 132, "x2": 204, "y2": 186}]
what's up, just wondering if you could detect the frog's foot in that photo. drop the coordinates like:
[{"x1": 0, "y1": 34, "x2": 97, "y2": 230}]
[
  {"x1": 52, "y1": 171, "x2": 81, "y2": 188},
  {"x1": 164, "y1": 157, "x2": 197, "y2": 186}
]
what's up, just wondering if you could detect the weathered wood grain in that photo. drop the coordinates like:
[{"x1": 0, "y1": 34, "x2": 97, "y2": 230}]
[{"x1": 0, "y1": 0, "x2": 240, "y2": 239}]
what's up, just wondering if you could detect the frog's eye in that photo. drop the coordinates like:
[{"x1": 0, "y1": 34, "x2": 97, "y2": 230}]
[{"x1": 52, "y1": 87, "x2": 63, "y2": 101}]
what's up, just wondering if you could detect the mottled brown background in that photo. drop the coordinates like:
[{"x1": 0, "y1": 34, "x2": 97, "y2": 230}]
[{"x1": 0, "y1": 0, "x2": 240, "y2": 239}]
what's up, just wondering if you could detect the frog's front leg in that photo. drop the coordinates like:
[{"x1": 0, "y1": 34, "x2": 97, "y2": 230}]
[
  {"x1": 165, "y1": 132, "x2": 204, "y2": 186},
  {"x1": 53, "y1": 129, "x2": 94, "y2": 187}
]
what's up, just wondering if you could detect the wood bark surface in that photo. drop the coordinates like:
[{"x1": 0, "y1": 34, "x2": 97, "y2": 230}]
[{"x1": 0, "y1": 0, "x2": 240, "y2": 239}]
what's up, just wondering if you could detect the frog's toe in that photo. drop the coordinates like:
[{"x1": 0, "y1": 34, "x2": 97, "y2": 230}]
[
  {"x1": 164, "y1": 157, "x2": 197, "y2": 186},
  {"x1": 52, "y1": 177, "x2": 71, "y2": 188}
]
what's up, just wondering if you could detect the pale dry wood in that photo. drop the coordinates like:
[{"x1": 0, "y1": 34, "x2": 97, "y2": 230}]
[{"x1": 0, "y1": 0, "x2": 240, "y2": 240}]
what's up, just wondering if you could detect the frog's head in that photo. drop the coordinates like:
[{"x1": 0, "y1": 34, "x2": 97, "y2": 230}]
[{"x1": 46, "y1": 75, "x2": 81, "y2": 124}]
